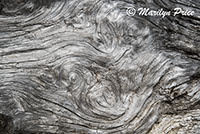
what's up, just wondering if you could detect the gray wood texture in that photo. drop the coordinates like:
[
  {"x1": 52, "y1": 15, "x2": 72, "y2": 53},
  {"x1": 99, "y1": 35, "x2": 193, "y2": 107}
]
[{"x1": 0, "y1": 0, "x2": 200, "y2": 133}]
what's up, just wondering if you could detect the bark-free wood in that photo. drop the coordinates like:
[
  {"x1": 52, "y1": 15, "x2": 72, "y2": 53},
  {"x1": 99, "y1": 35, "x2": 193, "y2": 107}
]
[{"x1": 0, "y1": 0, "x2": 200, "y2": 133}]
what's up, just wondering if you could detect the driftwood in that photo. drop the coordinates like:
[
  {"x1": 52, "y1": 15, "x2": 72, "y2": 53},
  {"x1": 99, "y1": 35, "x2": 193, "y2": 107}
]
[{"x1": 0, "y1": 0, "x2": 200, "y2": 133}]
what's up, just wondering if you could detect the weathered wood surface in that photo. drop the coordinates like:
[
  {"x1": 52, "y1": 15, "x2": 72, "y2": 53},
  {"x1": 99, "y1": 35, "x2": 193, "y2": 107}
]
[{"x1": 0, "y1": 0, "x2": 200, "y2": 133}]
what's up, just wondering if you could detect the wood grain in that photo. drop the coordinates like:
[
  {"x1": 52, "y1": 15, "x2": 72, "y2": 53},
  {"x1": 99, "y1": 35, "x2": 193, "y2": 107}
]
[{"x1": 0, "y1": 0, "x2": 199, "y2": 133}]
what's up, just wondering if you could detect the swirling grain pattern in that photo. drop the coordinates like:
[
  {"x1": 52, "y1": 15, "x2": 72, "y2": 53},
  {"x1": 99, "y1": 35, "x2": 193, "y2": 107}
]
[{"x1": 0, "y1": 0, "x2": 200, "y2": 134}]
